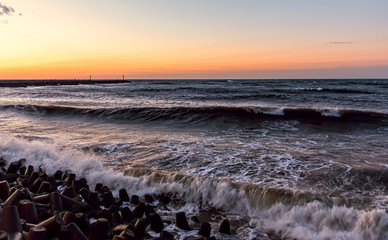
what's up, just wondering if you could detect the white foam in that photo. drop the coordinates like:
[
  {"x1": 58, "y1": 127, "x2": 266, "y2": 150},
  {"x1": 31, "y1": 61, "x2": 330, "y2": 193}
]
[
  {"x1": 0, "y1": 134, "x2": 158, "y2": 197},
  {"x1": 319, "y1": 108, "x2": 342, "y2": 117},
  {"x1": 246, "y1": 106, "x2": 285, "y2": 116},
  {"x1": 294, "y1": 88, "x2": 324, "y2": 91},
  {"x1": 1, "y1": 135, "x2": 387, "y2": 240},
  {"x1": 252, "y1": 201, "x2": 388, "y2": 240},
  {"x1": 262, "y1": 108, "x2": 285, "y2": 116}
]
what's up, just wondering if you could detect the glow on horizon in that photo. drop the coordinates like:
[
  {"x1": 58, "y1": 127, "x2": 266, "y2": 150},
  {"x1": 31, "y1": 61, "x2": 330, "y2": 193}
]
[{"x1": 0, "y1": 0, "x2": 388, "y2": 79}]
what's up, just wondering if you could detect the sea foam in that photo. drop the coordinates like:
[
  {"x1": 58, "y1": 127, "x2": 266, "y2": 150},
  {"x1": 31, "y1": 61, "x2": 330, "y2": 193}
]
[{"x1": 0, "y1": 135, "x2": 387, "y2": 240}]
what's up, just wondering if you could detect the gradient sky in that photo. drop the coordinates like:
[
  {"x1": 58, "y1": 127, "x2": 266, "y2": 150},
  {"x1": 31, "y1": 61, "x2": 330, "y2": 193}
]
[{"x1": 0, "y1": 0, "x2": 387, "y2": 79}]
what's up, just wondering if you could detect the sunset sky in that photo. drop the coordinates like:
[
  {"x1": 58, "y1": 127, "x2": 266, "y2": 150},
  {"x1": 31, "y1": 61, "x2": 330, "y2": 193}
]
[{"x1": 0, "y1": 0, "x2": 387, "y2": 79}]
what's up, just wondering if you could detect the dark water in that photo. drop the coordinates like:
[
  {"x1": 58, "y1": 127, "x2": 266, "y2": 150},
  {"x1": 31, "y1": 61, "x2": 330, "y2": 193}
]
[{"x1": 0, "y1": 79, "x2": 387, "y2": 239}]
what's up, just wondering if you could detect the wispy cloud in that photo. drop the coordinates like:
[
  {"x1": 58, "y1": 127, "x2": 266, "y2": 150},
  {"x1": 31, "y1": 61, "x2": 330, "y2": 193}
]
[
  {"x1": 0, "y1": 2, "x2": 15, "y2": 16},
  {"x1": 326, "y1": 41, "x2": 353, "y2": 44}
]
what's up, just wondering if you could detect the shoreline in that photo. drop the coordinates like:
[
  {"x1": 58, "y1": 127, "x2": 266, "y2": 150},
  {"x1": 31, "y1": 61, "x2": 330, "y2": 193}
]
[
  {"x1": 0, "y1": 137, "x2": 387, "y2": 239},
  {"x1": 0, "y1": 157, "x2": 275, "y2": 240},
  {"x1": 0, "y1": 80, "x2": 130, "y2": 88}
]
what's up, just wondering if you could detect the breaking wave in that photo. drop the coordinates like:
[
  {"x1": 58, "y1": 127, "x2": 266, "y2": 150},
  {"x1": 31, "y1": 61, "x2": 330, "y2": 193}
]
[
  {"x1": 0, "y1": 135, "x2": 387, "y2": 240},
  {"x1": 1, "y1": 104, "x2": 387, "y2": 126}
]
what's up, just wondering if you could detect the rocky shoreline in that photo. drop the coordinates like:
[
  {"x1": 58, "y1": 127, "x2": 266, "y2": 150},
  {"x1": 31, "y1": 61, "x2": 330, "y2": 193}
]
[{"x1": 0, "y1": 157, "x2": 278, "y2": 240}]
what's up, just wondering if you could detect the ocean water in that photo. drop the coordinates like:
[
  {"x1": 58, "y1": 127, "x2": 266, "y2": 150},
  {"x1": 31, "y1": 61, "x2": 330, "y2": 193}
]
[{"x1": 0, "y1": 79, "x2": 387, "y2": 239}]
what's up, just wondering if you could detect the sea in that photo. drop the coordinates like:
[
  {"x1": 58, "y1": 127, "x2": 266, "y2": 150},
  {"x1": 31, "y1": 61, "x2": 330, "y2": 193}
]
[{"x1": 0, "y1": 79, "x2": 387, "y2": 239}]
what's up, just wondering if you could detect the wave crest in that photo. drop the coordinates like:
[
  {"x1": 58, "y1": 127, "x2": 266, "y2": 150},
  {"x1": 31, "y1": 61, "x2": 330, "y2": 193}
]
[{"x1": 1, "y1": 104, "x2": 386, "y2": 126}]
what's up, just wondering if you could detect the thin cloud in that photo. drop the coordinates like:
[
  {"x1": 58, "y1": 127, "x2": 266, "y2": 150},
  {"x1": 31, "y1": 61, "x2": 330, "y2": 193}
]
[
  {"x1": 0, "y1": 2, "x2": 15, "y2": 16},
  {"x1": 326, "y1": 41, "x2": 354, "y2": 44}
]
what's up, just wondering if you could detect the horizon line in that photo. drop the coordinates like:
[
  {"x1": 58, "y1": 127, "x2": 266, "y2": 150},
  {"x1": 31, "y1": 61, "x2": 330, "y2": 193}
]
[{"x1": 0, "y1": 77, "x2": 387, "y2": 81}]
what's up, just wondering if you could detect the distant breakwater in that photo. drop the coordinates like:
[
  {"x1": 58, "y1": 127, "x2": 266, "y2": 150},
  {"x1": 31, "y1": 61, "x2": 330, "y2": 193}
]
[{"x1": 0, "y1": 80, "x2": 129, "y2": 88}]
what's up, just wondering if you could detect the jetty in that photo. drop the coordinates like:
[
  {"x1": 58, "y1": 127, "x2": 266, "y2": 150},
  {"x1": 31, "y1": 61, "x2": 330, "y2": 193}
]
[{"x1": 0, "y1": 79, "x2": 129, "y2": 88}]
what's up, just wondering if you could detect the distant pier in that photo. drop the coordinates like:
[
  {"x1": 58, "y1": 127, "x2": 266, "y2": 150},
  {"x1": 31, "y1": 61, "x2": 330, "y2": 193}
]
[{"x1": 0, "y1": 79, "x2": 130, "y2": 88}]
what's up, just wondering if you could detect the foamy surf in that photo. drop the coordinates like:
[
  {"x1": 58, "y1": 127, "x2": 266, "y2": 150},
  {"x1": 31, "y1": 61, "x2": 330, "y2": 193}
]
[
  {"x1": 1, "y1": 135, "x2": 386, "y2": 240},
  {"x1": 253, "y1": 202, "x2": 388, "y2": 240}
]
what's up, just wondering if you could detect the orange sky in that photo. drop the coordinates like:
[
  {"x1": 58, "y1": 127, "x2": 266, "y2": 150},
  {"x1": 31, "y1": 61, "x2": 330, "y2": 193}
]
[{"x1": 1, "y1": 0, "x2": 387, "y2": 79}]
